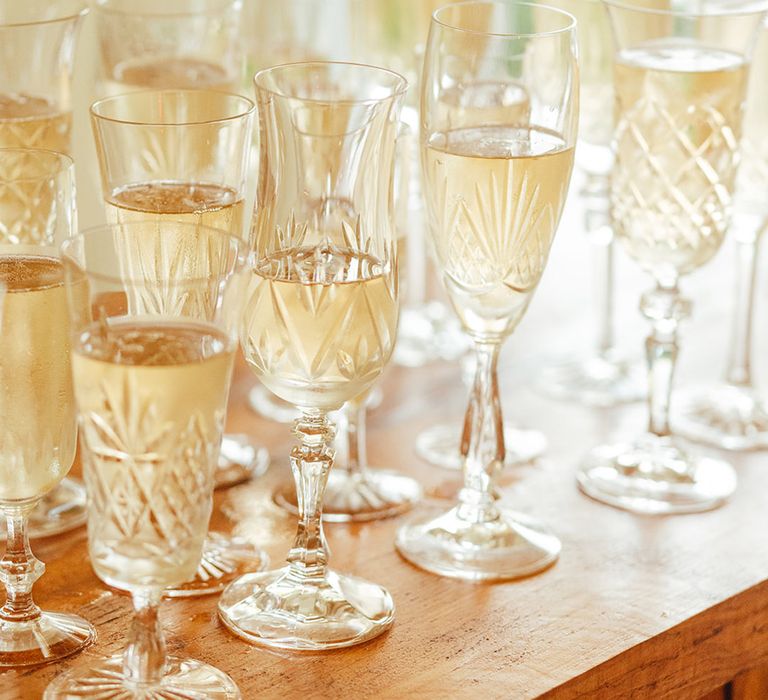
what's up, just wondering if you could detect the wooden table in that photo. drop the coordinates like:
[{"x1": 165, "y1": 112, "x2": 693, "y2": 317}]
[{"x1": 4, "y1": 184, "x2": 768, "y2": 699}]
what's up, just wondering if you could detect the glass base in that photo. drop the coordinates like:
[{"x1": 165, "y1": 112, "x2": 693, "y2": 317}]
[
  {"x1": 395, "y1": 505, "x2": 560, "y2": 582},
  {"x1": 215, "y1": 435, "x2": 270, "y2": 490},
  {"x1": 164, "y1": 532, "x2": 269, "y2": 598},
  {"x1": 218, "y1": 566, "x2": 395, "y2": 651},
  {"x1": 536, "y1": 353, "x2": 646, "y2": 407},
  {"x1": 673, "y1": 384, "x2": 768, "y2": 451},
  {"x1": 44, "y1": 654, "x2": 240, "y2": 699},
  {"x1": 273, "y1": 468, "x2": 423, "y2": 522},
  {"x1": 416, "y1": 423, "x2": 546, "y2": 471},
  {"x1": 2, "y1": 478, "x2": 88, "y2": 541},
  {"x1": 0, "y1": 611, "x2": 95, "y2": 667},
  {"x1": 393, "y1": 301, "x2": 470, "y2": 367},
  {"x1": 577, "y1": 434, "x2": 737, "y2": 514}
]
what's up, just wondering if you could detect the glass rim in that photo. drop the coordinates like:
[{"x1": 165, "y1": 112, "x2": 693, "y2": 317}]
[
  {"x1": 0, "y1": 147, "x2": 74, "y2": 181},
  {"x1": 603, "y1": 0, "x2": 768, "y2": 18},
  {"x1": 93, "y1": 0, "x2": 241, "y2": 19},
  {"x1": 61, "y1": 222, "x2": 249, "y2": 286},
  {"x1": 254, "y1": 60, "x2": 409, "y2": 106},
  {"x1": 0, "y1": 2, "x2": 88, "y2": 29},
  {"x1": 432, "y1": 1, "x2": 576, "y2": 39},
  {"x1": 90, "y1": 89, "x2": 255, "y2": 127}
]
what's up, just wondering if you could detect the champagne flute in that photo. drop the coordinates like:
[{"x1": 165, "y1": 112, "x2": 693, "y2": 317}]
[
  {"x1": 90, "y1": 89, "x2": 267, "y2": 596},
  {"x1": 674, "y1": 16, "x2": 768, "y2": 451},
  {"x1": 396, "y1": 1, "x2": 577, "y2": 581},
  {"x1": 0, "y1": 0, "x2": 89, "y2": 539},
  {"x1": 536, "y1": 0, "x2": 645, "y2": 407},
  {"x1": 45, "y1": 223, "x2": 245, "y2": 699},
  {"x1": 577, "y1": 0, "x2": 765, "y2": 514},
  {"x1": 92, "y1": 0, "x2": 269, "y2": 492},
  {"x1": 0, "y1": 148, "x2": 95, "y2": 666},
  {"x1": 218, "y1": 61, "x2": 405, "y2": 649}
]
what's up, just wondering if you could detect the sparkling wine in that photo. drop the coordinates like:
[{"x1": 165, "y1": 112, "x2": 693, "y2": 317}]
[
  {"x1": 0, "y1": 94, "x2": 71, "y2": 153},
  {"x1": 73, "y1": 321, "x2": 234, "y2": 590},
  {"x1": 104, "y1": 56, "x2": 237, "y2": 94},
  {"x1": 423, "y1": 125, "x2": 574, "y2": 339},
  {"x1": 242, "y1": 245, "x2": 398, "y2": 411},
  {"x1": 612, "y1": 41, "x2": 748, "y2": 277},
  {"x1": 105, "y1": 181, "x2": 245, "y2": 238},
  {"x1": 0, "y1": 256, "x2": 78, "y2": 501}
]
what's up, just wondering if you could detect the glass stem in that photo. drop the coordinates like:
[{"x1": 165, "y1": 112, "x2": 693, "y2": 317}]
[
  {"x1": 344, "y1": 397, "x2": 367, "y2": 477},
  {"x1": 0, "y1": 504, "x2": 43, "y2": 624},
  {"x1": 286, "y1": 411, "x2": 334, "y2": 581},
  {"x1": 123, "y1": 588, "x2": 166, "y2": 686},
  {"x1": 724, "y1": 236, "x2": 759, "y2": 388},
  {"x1": 640, "y1": 282, "x2": 691, "y2": 437},
  {"x1": 582, "y1": 171, "x2": 615, "y2": 359},
  {"x1": 457, "y1": 342, "x2": 503, "y2": 523}
]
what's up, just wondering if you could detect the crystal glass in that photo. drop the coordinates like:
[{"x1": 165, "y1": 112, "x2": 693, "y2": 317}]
[
  {"x1": 396, "y1": 2, "x2": 577, "y2": 581},
  {"x1": 94, "y1": 0, "x2": 243, "y2": 94},
  {"x1": 577, "y1": 0, "x2": 765, "y2": 514},
  {"x1": 0, "y1": 1, "x2": 89, "y2": 540},
  {"x1": 0, "y1": 148, "x2": 95, "y2": 666},
  {"x1": 92, "y1": 0, "x2": 269, "y2": 491},
  {"x1": 674, "y1": 16, "x2": 768, "y2": 451},
  {"x1": 90, "y1": 89, "x2": 267, "y2": 596},
  {"x1": 536, "y1": 0, "x2": 645, "y2": 407},
  {"x1": 218, "y1": 61, "x2": 405, "y2": 649},
  {"x1": 44, "y1": 223, "x2": 245, "y2": 699}
]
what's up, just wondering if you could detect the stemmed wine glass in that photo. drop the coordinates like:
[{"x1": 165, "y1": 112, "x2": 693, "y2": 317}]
[
  {"x1": 673, "y1": 15, "x2": 768, "y2": 451},
  {"x1": 0, "y1": 148, "x2": 95, "y2": 666},
  {"x1": 536, "y1": 0, "x2": 645, "y2": 407},
  {"x1": 45, "y1": 223, "x2": 245, "y2": 698},
  {"x1": 577, "y1": 0, "x2": 765, "y2": 514},
  {"x1": 0, "y1": 1, "x2": 89, "y2": 539},
  {"x1": 218, "y1": 61, "x2": 406, "y2": 649},
  {"x1": 396, "y1": 1, "x2": 578, "y2": 581},
  {"x1": 90, "y1": 89, "x2": 267, "y2": 596}
]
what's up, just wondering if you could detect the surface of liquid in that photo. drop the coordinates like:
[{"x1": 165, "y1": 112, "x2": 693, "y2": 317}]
[
  {"x1": 242, "y1": 245, "x2": 398, "y2": 411},
  {"x1": 74, "y1": 321, "x2": 234, "y2": 590},
  {"x1": 423, "y1": 125, "x2": 574, "y2": 340},
  {"x1": 0, "y1": 94, "x2": 71, "y2": 154},
  {"x1": 105, "y1": 56, "x2": 237, "y2": 94},
  {"x1": 0, "y1": 256, "x2": 78, "y2": 501},
  {"x1": 612, "y1": 40, "x2": 748, "y2": 278}
]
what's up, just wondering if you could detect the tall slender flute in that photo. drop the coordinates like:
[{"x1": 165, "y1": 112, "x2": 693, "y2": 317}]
[
  {"x1": 674, "y1": 16, "x2": 768, "y2": 451},
  {"x1": 396, "y1": 2, "x2": 578, "y2": 581},
  {"x1": 577, "y1": 0, "x2": 765, "y2": 514},
  {"x1": 218, "y1": 61, "x2": 405, "y2": 650}
]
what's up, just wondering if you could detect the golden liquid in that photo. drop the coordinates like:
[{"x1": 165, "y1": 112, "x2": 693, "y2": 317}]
[
  {"x1": 105, "y1": 181, "x2": 245, "y2": 238},
  {"x1": 0, "y1": 256, "x2": 78, "y2": 501},
  {"x1": 423, "y1": 126, "x2": 574, "y2": 340},
  {"x1": 612, "y1": 41, "x2": 748, "y2": 278},
  {"x1": 0, "y1": 94, "x2": 71, "y2": 154},
  {"x1": 105, "y1": 56, "x2": 237, "y2": 94},
  {"x1": 74, "y1": 321, "x2": 234, "y2": 590},
  {"x1": 242, "y1": 246, "x2": 398, "y2": 411}
]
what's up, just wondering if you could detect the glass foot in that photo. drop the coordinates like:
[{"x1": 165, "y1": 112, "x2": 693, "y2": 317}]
[
  {"x1": 215, "y1": 435, "x2": 270, "y2": 490},
  {"x1": 164, "y1": 532, "x2": 269, "y2": 598},
  {"x1": 395, "y1": 505, "x2": 560, "y2": 582},
  {"x1": 577, "y1": 434, "x2": 737, "y2": 514},
  {"x1": 673, "y1": 384, "x2": 768, "y2": 451},
  {"x1": 273, "y1": 468, "x2": 423, "y2": 522},
  {"x1": 2, "y1": 478, "x2": 88, "y2": 540},
  {"x1": 218, "y1": 566, "x2": 395, "y2": 650},
  {"x1": 393, "y1": 301, "x2": 470, "y2": 367},
  {"x1": 0, "y1": 611, "x2": 95, "y2": 667},
  {"x1": 44, "y1": 654, "x2": 240, "y2": 699},
  {"x1": 416, "y1": 422, "x2": 546, "y2": 470},
  {"x1": 536, "y1": 353, "x2": 646, "y2": 407},
  {"x1": 248, "y1": 384, "x2": 300, "y2": 424}
]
